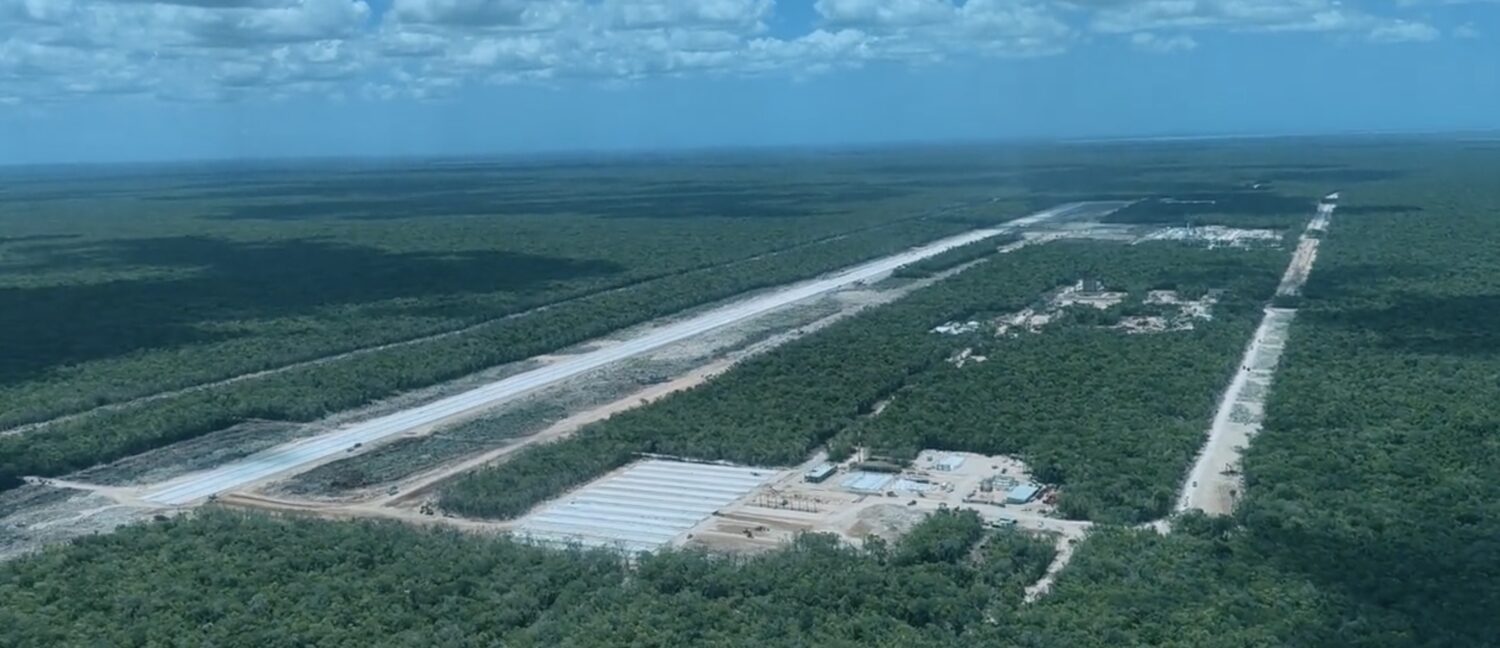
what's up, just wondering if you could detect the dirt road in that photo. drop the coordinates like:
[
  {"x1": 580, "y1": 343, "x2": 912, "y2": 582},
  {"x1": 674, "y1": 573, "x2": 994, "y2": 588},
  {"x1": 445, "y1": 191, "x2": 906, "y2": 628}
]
[
  {"x1": 1174, "y1": 308, "x2": 1295, "y2": 514},
  {"x1": 1177, "y1": 197, "x2": 1336, "y2": 515},
  {"x1": 1025, "y1": 195, "x2": 1340, "y2": 601}
]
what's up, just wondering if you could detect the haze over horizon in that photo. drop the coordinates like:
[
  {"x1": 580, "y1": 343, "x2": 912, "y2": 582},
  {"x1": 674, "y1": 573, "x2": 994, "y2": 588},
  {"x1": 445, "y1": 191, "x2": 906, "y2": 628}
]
[{"x1": 2, "y1": 0, "x2": 1497, "y2": 165}]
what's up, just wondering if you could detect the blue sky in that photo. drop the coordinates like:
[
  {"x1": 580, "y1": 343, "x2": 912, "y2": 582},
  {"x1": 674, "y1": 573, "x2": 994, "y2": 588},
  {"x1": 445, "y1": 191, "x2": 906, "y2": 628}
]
[{"x1": 1, "y1": 0, "x2": 1497, "y2": 164}]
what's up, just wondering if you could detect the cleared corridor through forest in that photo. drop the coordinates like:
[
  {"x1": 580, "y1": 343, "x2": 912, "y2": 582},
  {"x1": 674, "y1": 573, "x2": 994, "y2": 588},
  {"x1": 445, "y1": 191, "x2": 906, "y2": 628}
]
[
  {"x1": 1028, "y1": 194, "x2": 1339, "y2": 602},
  {"x1": 141, "y1": 202, "x2": 1115, "y2": 506},
  {"x1": 1177, "y1": 194, "x2": 1337, "y2": 515}
]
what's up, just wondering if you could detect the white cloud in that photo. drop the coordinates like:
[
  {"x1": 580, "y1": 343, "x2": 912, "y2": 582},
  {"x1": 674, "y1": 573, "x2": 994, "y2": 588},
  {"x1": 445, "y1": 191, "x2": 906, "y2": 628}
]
[
  {"x1": 453, "y1": 36, "x2": 556, "y2": 70},
  {"x1": 375, "y1": 0, "x2": 781, "y2": 85},
  {"x1": 389, "y1": 0, "x2": 530, "y2": 27},
  {"x1": 958, "y1": 1, "x2": 1076, "y2": 55},
  {"x1": 1087, "y1": 0, "x2": 1357, "y2": 34},
  {"x1": 1367, "y1": 19, "x2": 1441, "y2": 43},
  {"x1": 815, "y1": 0, "x2": 956, "y2": 27},
  {"x1": 0, "y1": 0, "x2": 1466, "y2": 105},
  {"x1": 1130, "y1": 31, "x2": 1198, "y2": 53},
  {"x1": 1, "y1": 0, "x2": 75, "y2": 24},
  {"x1": 740, "y1": 28, "x2": 876, "y2": 76},
  {"x1": 369, "y1": 0, "x2": 1059, "y2": 90},
  {"x1": 184, "y1": 0, "x2": 370, "y2": 46},
  {"x1": 603, "y1": 0, "x2": 773, "y2": 30},
  {"x1": 1082, "y1": 0, "x2": 1446, "y2": 52},
  {"x1": 1082, "y1": 0, "x2": 1445, "y2": 42},
  {"x1": 1454, "y1": 22, "x2": 1480, "y2": 39},
  {"x1": 0, "y1": 0, "x2": 372, "y2": 102},
  {"x1": 809, "y1": 0, "x2": 1075, "y2": 60}
]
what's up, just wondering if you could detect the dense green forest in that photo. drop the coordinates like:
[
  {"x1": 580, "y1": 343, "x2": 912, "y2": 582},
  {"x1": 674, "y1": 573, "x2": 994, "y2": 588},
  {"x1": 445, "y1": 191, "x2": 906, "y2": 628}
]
[
  {"x1": 439, "y1": 240, "x2": 1286, "y2": 522},
  {"x1": 0, "y1": 194, "x2": 933, "y2": 426},
  {"x1": 0, "y1": 144, "x2": 1345, "y2": 488},
  {"x1": 1014, "y1": 514, "x2": 1347, "y2": 646},
  {"x1": 4, "y1": 140, "x2": 1494, "y2": 646},
  {"x1": 1227, "y1": 159, "x2": 1500, "y2": 645},
  {"x1": 842, "y1": 246, "x2": 1284, "y2": 523},
  {"x1": 1011, "y1": 154, "x2": 1500, "y2": 647},
  {"x1": 1102, "y1": 191, "x2": 1313, "y2": 229},
  {"x1": 0, "y1": 156, "x2": 1025, "y2": 429},
  {"x1": 0, "y1": 216, "x2": 998, "y2": 486},
  {"x1": 0, "y1": 509, "x2": 1056, "y2": 647}
]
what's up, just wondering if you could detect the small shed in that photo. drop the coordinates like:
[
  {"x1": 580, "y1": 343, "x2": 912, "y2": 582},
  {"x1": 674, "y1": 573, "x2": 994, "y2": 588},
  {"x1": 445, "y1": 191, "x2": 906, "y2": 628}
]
[{"x1": 1006, "y1": 483, "x2": 1041, "y2": 505}]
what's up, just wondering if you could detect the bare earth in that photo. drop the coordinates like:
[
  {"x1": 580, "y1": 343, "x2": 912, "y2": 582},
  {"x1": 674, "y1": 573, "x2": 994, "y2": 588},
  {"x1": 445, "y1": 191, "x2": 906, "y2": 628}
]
[
  {"x1": 1029, "y1": 196, "x2": 1338, "y2": 599},
  {"x1": 1177, "y1": 197, "x2": 1335, "y2": 515},
  {"x1": 0, "y1": 245, "x2": 982, "y2": 557},
  {"x1": 1174, "y1": 308, "x2": 1295, "y2": 514},
  {"x1": 0, "y1": 227, "x2": 921, "y2": 439},
  {"x1": 3, "y1": 197, "x2": 1333, "y2": 612}
]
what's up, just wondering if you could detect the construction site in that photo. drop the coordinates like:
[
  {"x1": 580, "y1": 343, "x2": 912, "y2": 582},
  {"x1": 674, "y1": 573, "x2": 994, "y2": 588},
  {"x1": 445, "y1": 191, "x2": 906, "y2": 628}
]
[
  {"x1": 0, "y1": 194, "x2": 1336, "y2": 605},
  {"x1": 1114, "y1": 289, "x2": 1223, "y2": 334},
  {"x1": 497, "y1": 448, "x2": 1064, "y2": 556},
  {"x1": 1136, "y1": 225, "x2": 1283, "y2": 248},
  {"x1": 671, "y1": 449, "x2": 1065, "y2": 554},
  {"x1": 940, "y1": 278, "x2": 1224, "y2": 339}
]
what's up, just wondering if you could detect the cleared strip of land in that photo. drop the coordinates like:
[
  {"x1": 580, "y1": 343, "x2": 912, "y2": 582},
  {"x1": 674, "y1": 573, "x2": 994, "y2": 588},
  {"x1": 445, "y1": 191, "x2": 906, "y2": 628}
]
[
  {"x1": 1173, "y1": 307, "x2": 1294, "y2": 514},
  {"x1": 0, "y1": 209, "x2": 976, "y2": 439},
  {"x1": 1029, "y1": 196, "x2": 1338, "y2": 600},
  {"x1": 1176, "y1": 197, "x2": 1336, "y2": 514},
  {"x1": 141, "y1": 203, "x2": 1105, "y2": 505}
]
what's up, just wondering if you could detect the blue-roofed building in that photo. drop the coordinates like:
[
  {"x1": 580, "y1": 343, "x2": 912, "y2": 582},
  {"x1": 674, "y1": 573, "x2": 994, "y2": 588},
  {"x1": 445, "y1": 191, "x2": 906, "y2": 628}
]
[{"x1": 1006, "y1": 483, "x2": 1041, "y2": 505}]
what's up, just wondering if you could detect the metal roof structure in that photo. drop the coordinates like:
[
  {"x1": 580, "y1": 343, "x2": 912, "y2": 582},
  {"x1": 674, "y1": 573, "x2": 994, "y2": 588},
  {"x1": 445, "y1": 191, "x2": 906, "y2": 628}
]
[
  {"x1": 841, "y1": 471, "x2": 894, "y2": 493},
  {"x1": 1006, "y1": 483, "x2": 1041, "y2": 504},
  {"x1": 805, "y1": 462, "x2": 836, "y2": 481},
  {"x1": 514, "y1": 460, "x2": 772, "y2": 553}
]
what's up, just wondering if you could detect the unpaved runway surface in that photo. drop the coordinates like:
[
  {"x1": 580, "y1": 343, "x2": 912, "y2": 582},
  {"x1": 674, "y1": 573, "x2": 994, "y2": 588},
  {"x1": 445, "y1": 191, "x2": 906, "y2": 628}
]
[
  {"x1": 1175, "y1": 308, "x2": 1295, "y2": 514},
  {"x1": 0, "y1": 223, "x2": 947, "y2": 438},
  {"x1": 1279, "y1": 238, "x2": 1321, "y2": 296},
  {"x1": 1277, "y1": 200, "x2": 1333, "y2": 297},
  {"x1": 1025, "y1": 196, "x2": 1339, "y2": 600},
  {"x1": 1177, "y1": 197, "x2": 1336, "y2": 515},
  {"x1": 140, "y1": 204, "x2": 1104, "y2": 506},
  {"x1": 377, "y1": 354, "x2": 745, "y2": 508}
]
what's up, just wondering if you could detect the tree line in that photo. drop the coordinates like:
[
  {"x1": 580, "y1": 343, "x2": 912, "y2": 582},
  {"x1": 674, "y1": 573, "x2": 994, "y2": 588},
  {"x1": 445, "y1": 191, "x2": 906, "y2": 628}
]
[
  {"x1": 0, "y1": 167, "x2": 1018, "y2": 431},
  {"x1": 891, "y1": 234, "x2": 1020, "y2": 279},
  {"x1": 1229, "y1": 179, "x2": 1500, "y2": 645},
  {"x1": 841, "y1": 243, "x2": 1284, "y2": 523},
  {"x1": 6, "y1": 143, "x2": 1481, "y2": 647},
  {"x1": 1026, "y1": 153, "x2": 1500, "y2": 646},
  {"x1": 0, "y1": 216, "x2": 986, "y2": 488},
  {"x1": 0, "y1": 509, "x2": 1055, "y2": 647},
  {"x1": 440, "y1": 240, "x2": 1286, "y2": 522}
]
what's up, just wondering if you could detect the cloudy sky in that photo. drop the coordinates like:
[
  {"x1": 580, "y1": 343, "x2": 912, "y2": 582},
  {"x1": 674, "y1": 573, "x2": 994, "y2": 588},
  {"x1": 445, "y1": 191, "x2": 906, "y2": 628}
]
[{"x1": 1, "y1": 0, "x2": 1496, "y2": 164}]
